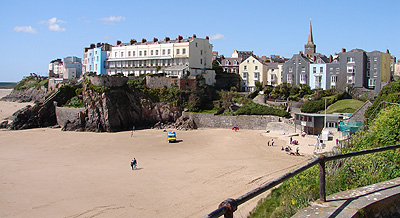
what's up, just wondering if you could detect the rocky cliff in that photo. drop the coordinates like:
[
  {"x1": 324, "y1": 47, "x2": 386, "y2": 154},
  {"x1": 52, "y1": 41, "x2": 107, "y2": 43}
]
[{"x1": 62, "y1": 82, "x2": 182, "y2": 132}]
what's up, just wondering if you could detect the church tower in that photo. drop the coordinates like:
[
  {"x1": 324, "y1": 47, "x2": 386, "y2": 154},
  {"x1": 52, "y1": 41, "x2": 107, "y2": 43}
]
[{"x1": 304, "y1": 20, "x2": 316, "y2": 56}]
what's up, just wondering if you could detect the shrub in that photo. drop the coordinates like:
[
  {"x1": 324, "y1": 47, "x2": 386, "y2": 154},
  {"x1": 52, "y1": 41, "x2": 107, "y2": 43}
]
[{"x1": 235, "y1": 102, "x2": 290, "y2": 117}]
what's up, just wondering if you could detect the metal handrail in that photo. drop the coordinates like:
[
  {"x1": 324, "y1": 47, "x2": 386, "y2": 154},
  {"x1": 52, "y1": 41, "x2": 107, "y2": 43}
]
[{"x1": 203, "y1": 143, "x2": 400, "y2": 218}]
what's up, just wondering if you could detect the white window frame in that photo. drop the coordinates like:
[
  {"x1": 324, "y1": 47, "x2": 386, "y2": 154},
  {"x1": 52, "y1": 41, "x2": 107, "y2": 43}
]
[
  {"x1": 368, "y1": 78, "x2": 376, "y2": 87},
  {"x1": 300, "y1": 74, "x2": 307, "y2": 84}
]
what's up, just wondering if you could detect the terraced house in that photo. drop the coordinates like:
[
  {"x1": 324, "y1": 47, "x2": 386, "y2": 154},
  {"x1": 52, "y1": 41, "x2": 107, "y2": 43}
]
[{"x1": 104, "y1": 35, "x2": 216, "y2": 86}]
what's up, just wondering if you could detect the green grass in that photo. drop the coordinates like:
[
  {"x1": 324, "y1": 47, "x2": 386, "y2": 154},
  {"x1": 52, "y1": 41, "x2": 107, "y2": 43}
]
[{"x1": 323, "y1": 99, "x2": 365, "y2": 114}]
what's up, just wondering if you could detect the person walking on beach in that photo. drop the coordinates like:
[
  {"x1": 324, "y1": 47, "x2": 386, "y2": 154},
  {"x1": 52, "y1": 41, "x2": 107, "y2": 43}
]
[
  {"x1": 131, "y1": 125, "x2": 135, "y2": 137},
  {"x1": 290, "y1": 136, "x2": 292, "y2": 144},
  {"x1": 131, "y1": 158, "x2": 137, "y2": 170},
  {"x1": 271, "y1": 139, "x2": 274, "y2": 146},
  {"x1": 267, "y1": 141, "x2": 270, "y2": 146}
]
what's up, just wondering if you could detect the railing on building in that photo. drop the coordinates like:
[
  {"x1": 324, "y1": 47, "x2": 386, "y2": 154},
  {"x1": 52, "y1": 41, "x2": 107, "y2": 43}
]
[{"x1": 203, "y1": 144, "x2": 400, "y2": 218}]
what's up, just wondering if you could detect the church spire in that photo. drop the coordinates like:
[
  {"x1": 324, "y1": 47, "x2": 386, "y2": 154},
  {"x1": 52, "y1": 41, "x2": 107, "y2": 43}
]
[
  {"x1": 304, "y1": 19, "x2": 316, "y2": 55},
  {"x1": 307, "y1": 19, "x2": 314, "y2": 45}
]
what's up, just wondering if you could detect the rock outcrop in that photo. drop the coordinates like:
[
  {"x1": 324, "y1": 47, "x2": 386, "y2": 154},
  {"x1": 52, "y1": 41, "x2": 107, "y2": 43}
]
[{"x1": 1, "y1": 87, "x2": 48, "y2": 103}]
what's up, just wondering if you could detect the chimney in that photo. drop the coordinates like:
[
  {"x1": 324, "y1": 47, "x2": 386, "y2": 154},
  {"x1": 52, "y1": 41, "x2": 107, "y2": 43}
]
[
  {"x1": 342, "y1": 48, "x2": 346, "y2": 53},
  {"x1": 90, "y1": 44, "x2": 95, "y2": 49},
  {"x1": 116, "y1": 40, "x2": 121, "y2": 45},
  {"x1": 386, "y1": 49, "x2": 390, "y2": 54},
  {"x1": 313, "y1": 56, "x2": 317, "y2": 62},
  {"x1": 329, "y1": 55, "x2": 333, "y2": 62},
  {"x1": 221, "y1": 55, "x2": 225, "y2": 59},
  {"x1": 153, "y1": 37, "x2": 158, "y2": 42},
  {"x1": 130, "y1": 39, "x2": 137, "y2": 45},
  {"x1": 299, "y1": 51, "x2": 303, "y2": 55},
  {"x1": 177, "y1": 35, "x2": 183, "y2": 41},
  {"x1": 192, "y1": 34, "x2": 197, "y2": 38},
  {"x1": 164, "y1": 36, "x2": 170, "y2": 42},
  {"x1": 142, "y1": 38, "x2": 147, "y2": 43},
  {"x1": 206, "y1": 36, "x2": 209, "y2": 40}
]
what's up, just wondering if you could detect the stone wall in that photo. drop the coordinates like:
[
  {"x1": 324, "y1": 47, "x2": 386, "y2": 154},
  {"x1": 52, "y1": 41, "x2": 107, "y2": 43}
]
[
  {"x1": 88, "y1": 76, "x2": 128, "y2": 88},
  {"x1": 348, "y1": 100, "x2": 372, "y2": 123},
  {"x1": 181, "y1": 112, "x2": 282, "y2": 130},
  {"x1": 146, "y1": 76, "x2": 172, "y2": 89},
  {"x1": 56, "y1": 107, "x2": 86, "y2": 126}
]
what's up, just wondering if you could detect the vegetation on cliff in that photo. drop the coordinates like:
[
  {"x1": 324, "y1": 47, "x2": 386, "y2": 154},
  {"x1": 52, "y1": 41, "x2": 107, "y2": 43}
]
[
  {"x1": 301, "y1": 91, "x2": 352, "y2": 113},
  {"x1": 250, "y1": 86, "x2": 400, "y2": 217},
  {"x1": 235, "y1": 102, "x2": 290, "y2": 117},
  {"x1": 14, "y1": 75, "x2": 48, "y2": 90},
  {"x1": 364, "y1": 78, "x2": 400, "y2": 120}
]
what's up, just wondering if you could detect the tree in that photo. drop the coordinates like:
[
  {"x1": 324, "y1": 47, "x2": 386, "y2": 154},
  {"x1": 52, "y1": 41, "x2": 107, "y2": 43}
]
[{"x1": 212, "y1": 60, "x2": 223, "y2": 74}]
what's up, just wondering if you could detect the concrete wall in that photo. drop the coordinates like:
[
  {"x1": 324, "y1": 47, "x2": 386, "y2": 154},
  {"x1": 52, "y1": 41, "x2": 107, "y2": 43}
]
[
  {"x1": 55, "y1": 107, "x2": 86, "y2": 126},
  {"x1": 181, "y1": 112, "x2": 282, "y2": 130}
]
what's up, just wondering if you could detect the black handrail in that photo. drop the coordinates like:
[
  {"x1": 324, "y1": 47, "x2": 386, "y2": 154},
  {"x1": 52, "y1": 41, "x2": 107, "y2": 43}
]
[{"x1": 203, "y1": 143, "x2": 400, "y2": 218}]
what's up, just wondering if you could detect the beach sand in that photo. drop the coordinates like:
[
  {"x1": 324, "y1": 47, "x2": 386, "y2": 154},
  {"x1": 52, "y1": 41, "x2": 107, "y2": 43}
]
[
  {"x1": 0, "y1": 89, "x2": 32, "y2": 120},
  {"x1": 0, "y1": 91, "x2": 332, "y2": 218}
]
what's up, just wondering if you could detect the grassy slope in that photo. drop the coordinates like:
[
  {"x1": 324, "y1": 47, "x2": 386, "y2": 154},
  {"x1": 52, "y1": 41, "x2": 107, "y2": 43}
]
[{"x1": 323, "y1": 99, "x2": 365, "y2": 114}]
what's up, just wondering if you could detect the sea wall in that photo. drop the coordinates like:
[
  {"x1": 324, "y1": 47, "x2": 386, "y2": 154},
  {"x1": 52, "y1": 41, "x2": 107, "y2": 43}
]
[{"x1": 181, "y1": 112, "x2": 282, "y2": 130}]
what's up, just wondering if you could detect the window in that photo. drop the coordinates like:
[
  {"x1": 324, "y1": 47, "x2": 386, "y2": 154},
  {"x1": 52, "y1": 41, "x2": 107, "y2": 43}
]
[
  {"x1": 200, "y1": 59, "x2": 202, "y2": 64},
  {"x1": 320, "y1": 67, "x2": 323, "y2": 73},
  {"x1": 247, "y1": 60, "x2": 249, "y2": 63},
  {"x1": 347, "y1": 66, "x2": 355, "y2": 73},
  {"x1": 347, "y1": 76, "x2": 354, "y2": 84},
  {"x1": 200, "y1": 50, "x2": 203, "y2": 55},
  {"x1": 182, "y1": 48, "x2": 186, "y2": 54},
  {"x1": 271, "y1": 74, "x2": 276, "y2": 81},
  {"x1": 368, "y1": 78, "x2": 376, "y2": 87},
  {"x1": 243, "y1": 72, "x2": 248, "y2": 80},
  {"x1": 133, "y1": 51, "x2": 135, "y2": 56},
  {"x1": 313, "y1": 67, "x2": 316, "y2": 74},
  {"x1": 330, "y1": 67, "x2": 333, "y2": 73},
  {"x1": 347, "y1": 57, "x2": 355, "y2": 63},
  {"x1": 287, "y1": 74, "x2": 293, "y2": 84},
  {"x1": 300, "y1": 74, "x2": 307, "y2": 84},
  {"x1": 162, "y1": 49, "x2": 165, "y2": 55},
  {"x1": 244, "y1": 65, "x2": 247, "y2": 70},
  {"x1": 95, "y1": 51, "x2": 97, "y2": 55},
  {"x1": 234, "y1": 60, "x2": 238, "y2": 65},
  {"x1": 168, "y1": 49, "x2": 171, "y2": 55},
  {"x1": 121, "y1": 52, "x2": 124, "y2": 57},
  {"x1": 301, "y1": 67, "x2": 305, "y2": 73},
  {"x1": 151, "y1": 50, "x2": 153, "y2": 55},
  {"x1": 367, "y1": 70, "x2": 370, "y2": 77},
  {"x1": 374, "y1": 63, "x2": 377, "y2": 69},
  {"x1": 253, "y1": 60, "x2": 255, "y2": 63},
  {"x1": 226, "y1": 60, "x2": 229, "y2": 65},
  {"x1": 144, "y1": 50, "x2": 147, "y2": 56},
  {"x1": 139, "y1": 51, "x2": 142, "y2": 56},
  {"x1": 176, "y1": 49, "x2": 180, "y2": 54},
  {"x1": 315, "y1": 76, "x2": 322, "y2": 88},
  {"x1": 225, "y1": 67, "x2": 228, "y2": 72},
  {"x1": 331, "y1": 75, "x2": 337, "y2": 83},
  {"x1": 195, "y1": 42, "x2": 198, "y2": 47},
  {"x1": 336, "y1": 68, "x2": 340, "y2": 72},
  {"x1": 128, "y1": 51, "x2": 131, "y2": 57},
  {"x1": 115, "y1": 52, "x2": 117, "y2": 57},
  {"x1": 255, "y1": 66, "x2": 258, "y2": 70},
  {"x1": 374, "y1": 57, "x2": 378, "y2": 61},
  {"x1": 156, "y1": 50, "x2": 159, "y2": 55},
  {"x1": 289, "y1": 67, "x2": 293, "y2": 72},
  {"x1": 254, "y1": 72, "x2": 259, "y2": 80}
]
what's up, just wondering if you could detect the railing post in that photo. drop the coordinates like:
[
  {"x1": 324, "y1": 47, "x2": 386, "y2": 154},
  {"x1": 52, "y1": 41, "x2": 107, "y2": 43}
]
[
  {"x1": 319, "y1": 156, "x2": 326, "y2": 202},
  {"x1": 218, "y1": 198, "x2": 238, "y2": 218}
]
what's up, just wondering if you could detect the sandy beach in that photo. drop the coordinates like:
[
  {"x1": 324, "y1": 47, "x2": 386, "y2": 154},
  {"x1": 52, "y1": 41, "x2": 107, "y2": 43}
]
[{"x1": 0, "y1": 89, "x2": 327, "y2": 218}]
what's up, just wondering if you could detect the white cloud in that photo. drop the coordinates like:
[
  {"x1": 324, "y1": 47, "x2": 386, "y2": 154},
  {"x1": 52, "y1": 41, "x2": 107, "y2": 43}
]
[
  {"x1": 210, "y1": 33, "x2": 226, "y2": 40},
  {"x1": 41, "y1": 17, "x2": 66, "y2": 32},
  {"x1": 13, "y1": 26, "x2": 37, "y2": 34},
  {"x1": 100, "y1": 16, "x2": 125, "y2": 24}
]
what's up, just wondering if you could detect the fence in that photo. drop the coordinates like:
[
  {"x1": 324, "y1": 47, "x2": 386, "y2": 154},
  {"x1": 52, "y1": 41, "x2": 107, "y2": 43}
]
[{"x1": 203, "y1": 143, "x2": 400, "y2": 218}]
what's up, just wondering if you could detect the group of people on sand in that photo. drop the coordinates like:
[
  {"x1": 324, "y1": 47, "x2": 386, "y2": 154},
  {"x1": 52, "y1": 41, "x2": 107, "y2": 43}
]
[{"x1": 130, "y1": 158, "x2": 137, "y2": 170}]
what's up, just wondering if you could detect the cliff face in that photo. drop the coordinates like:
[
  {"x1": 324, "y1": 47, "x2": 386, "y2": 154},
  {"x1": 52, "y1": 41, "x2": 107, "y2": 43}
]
[{"x1": 63, "y1": 83, "x2": 182, "y2": 132}]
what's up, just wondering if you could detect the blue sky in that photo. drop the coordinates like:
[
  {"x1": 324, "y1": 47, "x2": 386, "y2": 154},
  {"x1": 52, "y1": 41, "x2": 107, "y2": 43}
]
[{"x1": 1, "y1": 0, "x2": 399, "y2": 82}]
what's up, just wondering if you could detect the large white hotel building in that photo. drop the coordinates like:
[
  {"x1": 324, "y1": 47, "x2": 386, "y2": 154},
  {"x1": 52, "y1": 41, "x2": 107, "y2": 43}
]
[{"x1": 104, "y1": 34, "x2": 216, "y2": 85}]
